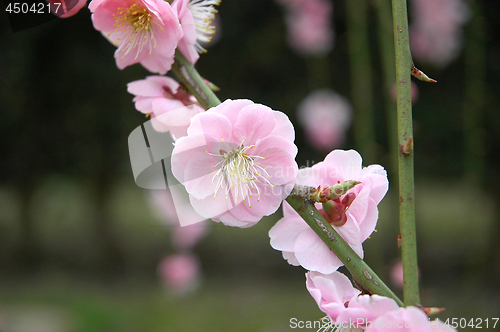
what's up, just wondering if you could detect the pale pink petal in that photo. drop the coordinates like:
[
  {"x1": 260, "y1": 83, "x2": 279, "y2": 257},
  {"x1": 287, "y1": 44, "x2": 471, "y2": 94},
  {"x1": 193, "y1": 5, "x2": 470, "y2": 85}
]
[
  {"x1": 232, "y1": 104, "x2": 276, "y2": 144},
  {"x1": 282, "y1": 251, "x2": 300, "y2": 265},
  {"x1": 187, "y1": 112, "x2": 232, "y2": 141},
  {"x1": 294, "y1": 229, "x2": 342, "y2": 274},
  {"x1": 253, "y1": 135, "x2": 298, "y2": 159},
  {"x1": 269, "y1": 111, "x2": 295, "y2": 142}
]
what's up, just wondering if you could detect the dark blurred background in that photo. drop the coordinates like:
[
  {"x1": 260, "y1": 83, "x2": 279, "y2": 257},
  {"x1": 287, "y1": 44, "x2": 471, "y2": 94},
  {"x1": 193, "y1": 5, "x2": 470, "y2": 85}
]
[{"x1": 1, "y1": 0, "x2": 500, "y2": 331}]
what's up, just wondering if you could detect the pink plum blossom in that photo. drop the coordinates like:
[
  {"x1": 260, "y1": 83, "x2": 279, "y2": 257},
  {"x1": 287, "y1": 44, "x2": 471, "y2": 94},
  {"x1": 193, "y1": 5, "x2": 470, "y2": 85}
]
[
  {"x1": 306, "y1": 271, "x2": 400, "y2": 326},
  {"x1": 278, "y1": 0, "x2": 334, "y2": 56},
  {"x1": 269, "y1": 150, "x2": 388, "y2": 274},
  {"x1": 171, "y1": 99, "x2": 299, "y2": 228},
  {"x1": 127, "y1": 75, "x2": 204, "y2": 139},
  {"x1": 46, "y1": 0, "x2": 87, "y2": 18},
  {"x1": 150, "y1": 188, "x2": 209, "y2": 250},
  {"x1": 365, "y1": 307, "x2": 456, "y2": 332},
  {"x1": 297, "y1": 89, "x2": 353, "y2": 151},
  {"x1": 158, "y1": 253, "x2": 201, "y2": 295},
  {"x1": 172, "y1": 0, "x2": 220, "y2": 64},
  {"x1": 409, "y1": 0, "x2": 470, "y2": 67},
  {"x1": 306, "y1": 271, "x2": 457, "y2": 332},
  {"x1": 89, "y1": 0, "x2": 183, "y2": 74}
]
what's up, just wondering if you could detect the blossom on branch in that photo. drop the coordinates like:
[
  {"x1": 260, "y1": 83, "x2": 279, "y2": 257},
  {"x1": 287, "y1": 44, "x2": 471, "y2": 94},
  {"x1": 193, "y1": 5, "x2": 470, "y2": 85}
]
[
  {"x1": 172, "y1": 0, "x2": 220, "y2": 64},
  {"x1": 127, "y1": 75, "x2": 204, "y2": 139},
  {"x1": 269, "y1": 150, "x2": 388, "y2": 274},
  {"x1": 171, "y1": 99, "x2": 298, "y2": 228},
  {"x1": 89, "y1": 0, "x2": 183, "y2": 74},
  {"x1": 306, "y1": 271, "x2": 457, "y2": 332}
]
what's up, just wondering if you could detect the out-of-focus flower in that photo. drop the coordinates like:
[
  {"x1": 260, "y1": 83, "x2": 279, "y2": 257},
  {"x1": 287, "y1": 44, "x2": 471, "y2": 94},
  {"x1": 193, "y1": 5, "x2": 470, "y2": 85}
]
[
  {"x1": 409, "y1": 0, "x2": 470, "y2": 67},
  {"x1": 150, "y1": 188, "x2": 209, "y2": 250},
  {"x1": 172, "y1": 0, "x2": 220, "y2": 64},
  {"x1": 297, "y1": 89, "x2": 352, "y2": 151},
  {"x1": 269, "y1": 150, "x2": 388, "y2": 274},
  {"x1": 46, "y1": 0, "x2": 87, "y2": 18},
  {"x1": 127, "y1": 75, "x2": 204, "y2": 139},
  {"x1": 158, "y1": 253, "x2": 201, "y2": 295},
  {"x1": 171, "y1": 99, "x2": 298, "y2": 228},
  {"x1": 89, "y1": 0, "x2": 183, "y2": 74},
  {"x1": 278, "y1": 0, "x2": 334, "y2": 56}
]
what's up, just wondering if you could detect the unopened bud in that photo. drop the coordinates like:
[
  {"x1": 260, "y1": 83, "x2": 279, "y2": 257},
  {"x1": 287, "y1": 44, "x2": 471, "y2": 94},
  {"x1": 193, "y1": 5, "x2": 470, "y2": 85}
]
[
  {"x1": 423, "y1": 307, "x2": 446, "y2": 316},
  {"x1": 411, "y1": 63, "x2": 437, "y2": 83}
]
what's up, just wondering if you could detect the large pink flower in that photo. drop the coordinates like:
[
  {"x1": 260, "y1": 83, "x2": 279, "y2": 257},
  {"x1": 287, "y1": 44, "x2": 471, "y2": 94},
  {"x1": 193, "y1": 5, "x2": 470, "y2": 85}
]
[
  {"x1": 269, "y1": 150, "x2": 388, "y2": 274},
  {"x1": 89, "y1": 0, "x2": 183, "y2": 74},
  {"x1": 127, "y1": 75, "x2": 204, "y2": 139},
  {"x1": 171, "y1": 99, "x2": 299, "y2": 228},
  {"x1": 172, "y1": 0, "x2": 220, "y2": 64}
]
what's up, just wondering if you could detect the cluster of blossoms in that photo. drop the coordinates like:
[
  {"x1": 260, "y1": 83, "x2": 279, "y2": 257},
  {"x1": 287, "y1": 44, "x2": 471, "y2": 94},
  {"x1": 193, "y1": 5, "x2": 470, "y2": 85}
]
[
  {"x1": 81, "y1": 1, "x2": 455, "y2": 329},
  {"x1": 275, "y1": 0, "x2": 335, "y2": 56},
  {"x1": 409, "y1": 0, "x2": 470, "y2": 67}
]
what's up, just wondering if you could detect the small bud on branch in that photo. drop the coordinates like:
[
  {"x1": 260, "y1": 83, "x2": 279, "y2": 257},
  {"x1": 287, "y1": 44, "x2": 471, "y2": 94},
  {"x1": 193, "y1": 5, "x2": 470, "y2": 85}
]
[
  {"x1": 411, "y1": 63, "x2": 437, "y2": 83},
  {"x1": 310, "y1": 180, "x2": 361, "y2": 203}
]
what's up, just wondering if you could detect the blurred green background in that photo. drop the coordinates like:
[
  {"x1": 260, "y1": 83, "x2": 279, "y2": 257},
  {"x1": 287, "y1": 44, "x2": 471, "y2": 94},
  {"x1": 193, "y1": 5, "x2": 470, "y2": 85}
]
[{"x1": 1, "y1": 0, "x2": 500, "y2": 331}]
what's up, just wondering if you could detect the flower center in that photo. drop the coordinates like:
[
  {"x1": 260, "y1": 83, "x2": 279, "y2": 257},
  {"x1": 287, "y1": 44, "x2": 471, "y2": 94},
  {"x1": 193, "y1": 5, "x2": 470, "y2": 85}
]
[
  {"x1": 208, "y1": 139, "x2": 273, "y2": 208},
  {"x1": 110, "y1": 2, "x2": 160, "y2": 60}
]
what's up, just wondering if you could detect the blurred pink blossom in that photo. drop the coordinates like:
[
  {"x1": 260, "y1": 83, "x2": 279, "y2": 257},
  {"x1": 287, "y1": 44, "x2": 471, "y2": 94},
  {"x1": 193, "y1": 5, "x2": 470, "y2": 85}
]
[
  {"x1": 269, "y1": 150, "x2": 388, "y2": 274},
  {"x1": 89, "y1": 0, "x2": 183, "y2": 74},
  {"x1": 127, "y1": 75, "x2": 204, "y2": 139},
  {"x1": 171, "y1": 99, "x2": 298, "y2": 228},
  {"x1": 297, "y1": 89, "x2": 352, "y2": 150},
  {"x1": 409, "y1": 0, "x2": 470, "y2": 67},
  {"x1": 158, "y1": 253, "x2": 201, "y2": 295},
  {"x1": 278, "y1": 0, "x2": 334, "y2": 56},
  {"x1": 150, "y1": 188, "x2": 209, "y2": 250},
  {"x1": 46, "y1": 0, "x2": 87, "y2": 18}
]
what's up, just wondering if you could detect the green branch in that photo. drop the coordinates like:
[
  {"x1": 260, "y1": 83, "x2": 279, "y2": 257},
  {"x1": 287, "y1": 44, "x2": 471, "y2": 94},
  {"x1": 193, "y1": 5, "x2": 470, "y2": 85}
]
[
  {"x1": 171, "y1": 51, "x2": 221, "y2": 109},
  {"x1": 391, "y1": 0, "x2": 420, "y2": 306},
  {"x1": 286, "y1": 185, "x2": 404, "y2": 307}
]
